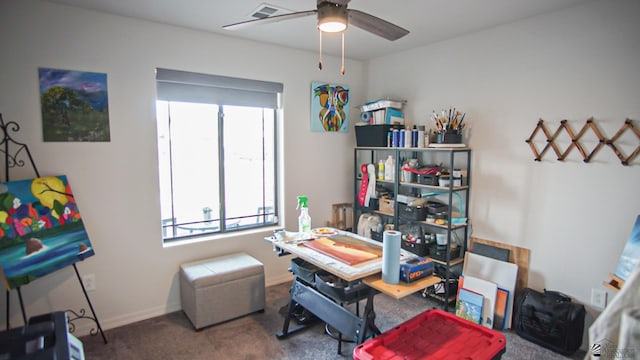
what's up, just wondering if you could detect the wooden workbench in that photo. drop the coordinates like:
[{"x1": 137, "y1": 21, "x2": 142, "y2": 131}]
[
  {"x1": 269, "y1": 230, "x2": 442, "y2": 348},
  {"x1": 363, "y1": 274, "x2": 441, "y2": 300},
  {"x1": 270, "y1": 230, "x2": 441, "y2": 296}
]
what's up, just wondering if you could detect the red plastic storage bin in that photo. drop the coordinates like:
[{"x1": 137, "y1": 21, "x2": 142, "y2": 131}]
[{"x1": 353, "y1": 308, "x2": 506, "y2": 360}]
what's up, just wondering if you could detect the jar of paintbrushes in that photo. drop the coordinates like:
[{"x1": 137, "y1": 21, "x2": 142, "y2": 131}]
[{"x1": 431, "y1": 107, "x2": 466, "y2": 144}]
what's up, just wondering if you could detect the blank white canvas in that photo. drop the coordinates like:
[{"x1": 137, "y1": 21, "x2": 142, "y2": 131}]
[{"x1": 463, "y1": 252, "x2": 518, "y2": 328}]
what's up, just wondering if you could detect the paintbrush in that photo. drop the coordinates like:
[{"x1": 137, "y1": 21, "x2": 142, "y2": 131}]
[{"x1": 458, "y1": 113, "x2": 466, "y2": 129}]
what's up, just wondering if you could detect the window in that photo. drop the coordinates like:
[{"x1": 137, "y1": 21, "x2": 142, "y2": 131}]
[{"x1": 155, "y1": 69, "x2": 282, "y2": 241}]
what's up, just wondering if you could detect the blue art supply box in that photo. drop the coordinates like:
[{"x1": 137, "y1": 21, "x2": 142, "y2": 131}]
[{"x1": 399, "y1": 257, "x2": 433, "y2": 283}]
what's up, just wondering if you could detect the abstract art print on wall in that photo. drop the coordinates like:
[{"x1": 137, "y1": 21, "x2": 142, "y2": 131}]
[
  {"x1": 39, "y1": 67, "x2": 110, "y2": 142},
  {"x1": 310, "y1": 81, "x2": 350, "y2": 132},
  {"x1": 0, "y1": 175, "x2": 94, "y2": 290}
]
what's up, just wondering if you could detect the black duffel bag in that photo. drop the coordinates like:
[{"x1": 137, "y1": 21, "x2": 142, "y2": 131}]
[{"x1": 513, "y1": 288, "x2": 585, "y2": 356}]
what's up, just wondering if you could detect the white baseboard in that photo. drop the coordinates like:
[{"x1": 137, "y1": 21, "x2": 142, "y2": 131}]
[
  {"x1": 71, "y1": 302, "x2": 182, "y2": 337},
  {"x1": 72, "y1": 274, "x2": 293, "y2": 337}
]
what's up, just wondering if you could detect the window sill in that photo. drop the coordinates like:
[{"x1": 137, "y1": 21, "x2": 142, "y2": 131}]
[{"x1": 162, "y1": 225, "x2": 282, "y2": 249}]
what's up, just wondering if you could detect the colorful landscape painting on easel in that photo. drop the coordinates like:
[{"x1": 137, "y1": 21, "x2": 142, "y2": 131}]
[{"x1": 0, "y1": 175, "x2": 94, "y2": 290}]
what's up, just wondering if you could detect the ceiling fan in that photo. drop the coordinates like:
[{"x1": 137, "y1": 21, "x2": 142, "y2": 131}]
[
  {"x1": 223, "y1": 0, "x2": 409, "y2": 41},
  {"x1": 223, "y1": 0, "x2": 410, "y2": 73}
]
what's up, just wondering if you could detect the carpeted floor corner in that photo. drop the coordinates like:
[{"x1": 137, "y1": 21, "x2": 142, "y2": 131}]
[{"x1": 81, "y1": 281, "x2": 586, "y2": 359}]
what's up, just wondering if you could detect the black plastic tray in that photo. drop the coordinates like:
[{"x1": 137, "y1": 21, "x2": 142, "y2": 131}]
[
  {"x1": 429, "y1": 245, "x2": 461, "y2": 261},
  {"x1": 398, "y1": 203, "x2": 427, "y2": 221},
  {"x1": 314, "y1": 271, "x2": 370, "y2": 303},
  {"x1": 290, "y1": 258, "x2": 319, "y2": 284},
  {"x1": 401, "y1": 240, "x2": 429, "y2": 257}
]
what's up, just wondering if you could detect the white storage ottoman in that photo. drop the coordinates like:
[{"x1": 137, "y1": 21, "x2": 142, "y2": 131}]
[{"x1": 180, "y1": 252, "x2": 265, "y2": 330}]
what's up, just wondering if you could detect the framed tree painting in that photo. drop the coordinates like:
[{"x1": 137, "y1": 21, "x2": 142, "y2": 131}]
[
  {"x1": 310, "y1": 81, "x2": 350, "y2": 132},
  {"x1": 39, "y1": 67, "x2": 110, "y2": 142},
  {"x1": 0, "y1": 175, "x2": 94, "y2": 290}
]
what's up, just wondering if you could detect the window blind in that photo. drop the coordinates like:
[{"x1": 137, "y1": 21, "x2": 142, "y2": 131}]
[{"x1": 156, "y1": 68, "x2": 283, "y2": 109}]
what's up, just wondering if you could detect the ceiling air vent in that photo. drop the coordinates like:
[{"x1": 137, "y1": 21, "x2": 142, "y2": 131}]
[{"x1": 249, "y1": 3, "x2": 292, "y2": 20}]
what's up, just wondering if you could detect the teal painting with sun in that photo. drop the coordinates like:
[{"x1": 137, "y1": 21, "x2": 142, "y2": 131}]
[{"x1": 0, "y1": 175, "x2": 94, "y2": 290}]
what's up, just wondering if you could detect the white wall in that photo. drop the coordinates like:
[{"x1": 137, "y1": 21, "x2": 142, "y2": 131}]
[
  {"x1": 2, "y1": 0, "x2": 638, "y2": 337},
  {"x1": 366, "y1": 0, "x2": 640, "y2": 323},
  {"x1": 0, "y1": 0, "x2": 364, "y2": 333}
]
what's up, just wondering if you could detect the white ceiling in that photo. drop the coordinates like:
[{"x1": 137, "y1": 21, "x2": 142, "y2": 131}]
[{"x1": 46, "y1": 0, "x2": 593, "y2": 61}]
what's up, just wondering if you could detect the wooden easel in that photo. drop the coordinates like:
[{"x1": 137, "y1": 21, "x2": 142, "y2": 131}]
[
  {"x1": 0, "y1": 113, "x2": 107, "y2": 343},
  {"x1": 603, "y1": 273, "x2": 625, "y2": 292}
]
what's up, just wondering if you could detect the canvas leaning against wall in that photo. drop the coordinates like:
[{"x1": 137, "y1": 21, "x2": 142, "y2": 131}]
[
  {"x1": 0, "y1": 175, "x2": 94, "y2": 290},
  {"x1": 614, "y1": 214, "x2": 640, "y2": 281},
  {"x1": 39, "y1": 67, "x2": 110, "y2": 142}
]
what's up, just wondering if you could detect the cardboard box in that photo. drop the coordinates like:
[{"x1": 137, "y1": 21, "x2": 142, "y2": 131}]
[
  {"x1": 400, "y1": 257, "x2": 434, "y2": 283},
  {"x1": 378, "y1": 198, "x2": 394, "y2": 214}
]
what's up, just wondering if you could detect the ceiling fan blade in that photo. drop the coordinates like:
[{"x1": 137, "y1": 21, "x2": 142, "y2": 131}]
[
  {"x1": 223, "y1": 10, "x2": 317, "y2": 30},
  {"x1": 347, "y1": 9, "x2": 409, "y2": 41}
]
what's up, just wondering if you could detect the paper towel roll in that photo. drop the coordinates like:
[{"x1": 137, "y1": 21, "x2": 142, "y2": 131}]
[
  {"x1": 360, "y1": 111, "x2": 372, "y2": 123},
  {"x1": 382, "y1": 230, "x2": 401, "y2": 284}
]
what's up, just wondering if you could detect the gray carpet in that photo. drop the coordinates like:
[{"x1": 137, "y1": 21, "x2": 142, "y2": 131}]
[{"x1": 81, "y1": 281, "x2": 586, "y2": 359}]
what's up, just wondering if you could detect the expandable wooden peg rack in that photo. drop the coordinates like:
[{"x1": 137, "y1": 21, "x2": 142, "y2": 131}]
[{"x1": 526, "y1": 118, "x2": 640, "y2": 165}]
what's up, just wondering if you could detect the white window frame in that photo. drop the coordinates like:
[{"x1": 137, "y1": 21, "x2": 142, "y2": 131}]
[{"x1": 155, "y1": 68, "x2": 282, "y2": 241}]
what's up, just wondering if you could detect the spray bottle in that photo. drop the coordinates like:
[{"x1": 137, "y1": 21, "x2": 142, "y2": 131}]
[{"x1": 297, "y1": 195, "x2": 311, "y2": 234}]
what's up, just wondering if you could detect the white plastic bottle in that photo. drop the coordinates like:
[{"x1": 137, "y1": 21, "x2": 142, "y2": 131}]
[
  {"x1": 384, "y1": 155, "x2": 394, "y2": 181},
  {"x1": 297, "y1": 195, "x2": 311, "y2": 235},
  {"x1": 377, "y1": 160, "x2": 385, "y2": 180}
]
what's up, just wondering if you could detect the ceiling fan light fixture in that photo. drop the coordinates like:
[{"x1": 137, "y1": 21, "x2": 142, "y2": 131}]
[
  {"x1": 318, "y1": 19, "x2": 347, "y2": 32},
  {"x1": 317, "y1": 3, "x2": 348, "y2": 33}
]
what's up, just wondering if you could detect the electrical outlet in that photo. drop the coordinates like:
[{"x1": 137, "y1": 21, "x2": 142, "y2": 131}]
[
  {"x1": 82, "y1": 274, "x2": 96, "y2": 292},
  {"x1": 591, "y1": 287, "x2": 607, "y2": 308}
]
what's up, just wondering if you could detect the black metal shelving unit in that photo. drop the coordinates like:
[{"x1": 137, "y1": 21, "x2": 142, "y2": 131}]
[{"x1": 353, "y1": 146, "x2": 472, "y2": 310}]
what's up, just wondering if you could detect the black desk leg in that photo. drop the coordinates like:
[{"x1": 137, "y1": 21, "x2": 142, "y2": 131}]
[
  {"x1": 357, "y1": 292, "x2": 381, "y2": 343},
  {"x1": 277, "y1": 277, "x2": 381, "y2": 346},
  {"x1": 276, "y1": 278, "x2": 307, "y2": 339}
]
